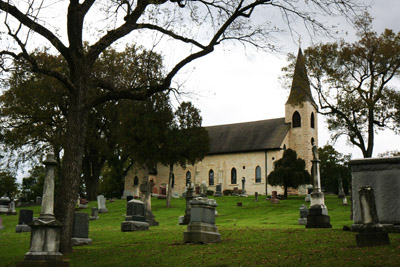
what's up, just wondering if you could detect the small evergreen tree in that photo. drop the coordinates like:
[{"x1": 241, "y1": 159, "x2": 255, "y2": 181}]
[{"x1": 268, "y1": 149, "x2": 310, "y2": 198}]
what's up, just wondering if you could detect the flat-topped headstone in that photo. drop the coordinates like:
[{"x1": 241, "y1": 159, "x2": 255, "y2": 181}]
[
  {"x1": 298, "y1": 204, "x2": 308, "y2": 225},
  {"x1": 183, "y1": 197, "x2": 221, "y2": 244},
  {"x1": 16, "y1": 209, "x2": 33, "y2": 232},
  {"x1": 271, "y1": 191, "x2": 280, "y2": 204},
  {"x1": 97, "y1": 195, "x2": 108, "y2": 213},
  {"x1": 90, "y1": 207, "x2": 99, "y2": 221},
  {"x1": 7, "y1": 200, "x2": 17, "y2": 215},
  {"x1": 121, "y1": 199, "x2": 149, "y2": 232},
  {"x1": 140, "y1": 177, "x2": 159, "y2": 226},
  {"x1": 0, "y1": 197, "x2": 10, "y2": 213},
  {"x1": 200, "y1": 181, "x2": 208, "y2": 197},
  {"x1": 71, "y1": 212, "x2": 92, "y2": 246},
  {"x1": 214, "y1": 183, "x2": 223, "y2": 197}
]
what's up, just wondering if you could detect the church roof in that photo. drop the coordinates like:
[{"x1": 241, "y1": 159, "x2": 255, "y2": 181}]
[
  {"x1": 286, "y1": 48, "x2": 316, "y2": 105},
  {"x1": 205, "y1": 118, "x2": 290, "y2": 155}
]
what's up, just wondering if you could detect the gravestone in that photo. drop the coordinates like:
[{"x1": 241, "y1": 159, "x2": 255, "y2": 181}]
[
  {"x1": 36, "y1": 196, "x2": 42, "y2": 205},
  {"x1": 214, "y1": 184, "x2": 223, "y2": 197},
  {"x1": 0, "y1": 197, "x2": 10, "y2": 214},
  {"x1": 157, "y1": 186, "x2": 167, "y2": 199},
  {"x1": 298, "y1": 204, "x2": 308, "y2": 225},
  {"x1": 342, "y1": 197, "x2": 348, "y2": 206},
  {"x1": 71, "y1": 212, "x2": 92, "y2": 246},
  {"x1": 183, "y1": 197, "x2": 221, "y2": 244},
  {"x1": 305, "y1": 185, "x2": 312, "y2": 202},
  {"x1": 232, "y1": 187, "x2": 240, "y2": 196},
  {"x1": 0, "y1": 216, "x2": 4, "y2": 230},
  {"x1": 237, "y1": 202, "x2": 242, "y2": 207},
  {"x1": 90, "y1": 207, "x2": 99, "y2": 221},
  {"x1": 200, "y1": 181, "x2": 208, "y2": 197},
  {"x1": 306, "y1": 145, "x2": 332, "y2": 228},
  {"x1": 121, "y1": 199, "x2": 149, "y2": 231},
  {"x1": 355, "y1": 186, "x2": 390, "y2": 247},
  {"x1": 140, "y1": 177, "x2": 159, "y2": 226},
  {"x1": 172, "y1": 192, "x2": 180, "y2": 198},
  {"x1": 16, "y1": 209, "x2": 33, "y2": 232},
  {"x1": 97, "y1": 195, "x2": 108, "y2": 213},
  {"x1": 271, "y1": 191, "x2": 280, "y2": 204},
  {"x1": 180, "y1": 178, "x2": 194, "y2": 225},
  {"x1": 338, "y1": 177, "x2": 345, "y2": 199},
  {"x1": 195, "y1": 185, "x2": 200, "y2": 196},
  {"x1": 79, "y1": 198, "x2": 88, "y2": 209},
  {"x1": 20, "y1": 153, "x2": 66, "y2": 266},
  {"x1": 126, "y1": 195, "x2": 134, "y2": 202},
  {"x1": 254, "y1": 192, "x2": 259, "y2": 202},
  {"x1": 240, "y1": 177, "x2": 247, "y2": 196},
  {"x1": 8, "y1": 200, "x2": 17, "y2": 215},
  {"x1": 350, "y1": 156, "x2": 400, "y2": 232}
]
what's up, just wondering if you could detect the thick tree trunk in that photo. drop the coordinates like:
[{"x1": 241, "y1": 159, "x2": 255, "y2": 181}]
[
  {"x1": 82, "y1": 151, "x2": 105, "y2": 201},
  {"x1": 166, "y1": 164, "x2": 173, "y2": 208},
  {"x1": 55, "y1": 95, "x2": 89, "y2": 253}
]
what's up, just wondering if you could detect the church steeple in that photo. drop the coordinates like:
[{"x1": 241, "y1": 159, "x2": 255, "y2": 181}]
[{"x1": 286, "y1": 48, "x2": 315, "y2": 105}]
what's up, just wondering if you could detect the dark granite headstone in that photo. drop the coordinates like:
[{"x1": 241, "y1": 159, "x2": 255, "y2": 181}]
[
  {"x1": 73, "y1": 213, "x2": 89, "y2": 238},
  {"x1": 90, "y1": 207, "x2": 99, "y2": 220},
  {"x1": 126, "y1": 195, "x2": 134, "y2": 202},
  {"x1": 18, "y1": 209, "x2": 34, "y2": 225},
  {"x1": 126, "y1": 199, "x2": 146, "y2": 222}
]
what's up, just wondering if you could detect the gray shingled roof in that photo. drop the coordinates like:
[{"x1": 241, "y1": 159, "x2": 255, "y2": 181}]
[{"x1": 205, "y1": 118, "x2": 290, "y2": 155}]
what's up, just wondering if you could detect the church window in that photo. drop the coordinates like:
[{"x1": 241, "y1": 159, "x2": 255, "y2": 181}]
[
  {"x1": 231, "y1": 168, "x2": 237, "y2": 184},
  {"x1": 283, "y1": 144, "x2": 287, "y2": 151},
  {"x1": 209, "y1": 169, "x2": 214, "y2": 186},
  {"x1": 292, "y1": 111, "x2": 301, "y2": 128},
  {"x1": 133, "y1": 176, "x2": 139, "y2": 186},
  {"x1": 311, "y1": 137, "x2": 315, "y2": 146},
  {"x1": 311, "y1": 112, "x2": 315, "y2": 128},
  {"x1": 255, "y1": 166, "x2": 261, "y2": 183},
  {"x1": 186, "y1": 171, "x2": 191, "y2": 186}
]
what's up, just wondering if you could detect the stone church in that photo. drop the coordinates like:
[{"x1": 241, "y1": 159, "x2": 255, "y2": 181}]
[{"x1": 124, "y1": 48, "x2": 318, "y2": 196}]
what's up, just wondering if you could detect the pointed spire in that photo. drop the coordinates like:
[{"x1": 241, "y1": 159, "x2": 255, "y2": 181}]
[{"x1": 286, "y1": 48, "x2": 315, "y2": 105}]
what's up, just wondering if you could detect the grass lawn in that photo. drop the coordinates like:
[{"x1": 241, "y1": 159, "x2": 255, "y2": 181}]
[{"x1": 1, "y1": 195, "x2": 399, "y2": 266}]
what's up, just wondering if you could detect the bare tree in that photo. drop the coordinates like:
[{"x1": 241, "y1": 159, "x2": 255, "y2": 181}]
[{"x1": 0, "y1": 0, "x2": 364, "y2": 253}]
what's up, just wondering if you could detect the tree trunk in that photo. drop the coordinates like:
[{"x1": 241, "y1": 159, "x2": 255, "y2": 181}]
[
  {"x1": 166, "y1": 164, "x2": 173, "y2": 208},
  {"x1": 82, "y1": 150, "x2": 106, "y2": 201},
  {"x1": 55, "y1": 94, "x2": 89, "y2": 253},
  {"x1": 284, "y1": 185, "x2": 288, "y2": 199}
]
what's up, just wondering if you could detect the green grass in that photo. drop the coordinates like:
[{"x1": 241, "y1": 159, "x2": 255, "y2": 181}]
[{"x1": 1, "y1": 195, "x2": 399, "y2": 266}]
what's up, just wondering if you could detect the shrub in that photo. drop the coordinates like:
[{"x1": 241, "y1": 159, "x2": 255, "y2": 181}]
[{"x1": 223, "y1": 189, "x2": 232, "y2": 196}]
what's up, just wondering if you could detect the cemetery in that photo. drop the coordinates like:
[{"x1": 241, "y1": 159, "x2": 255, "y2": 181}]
[{"x1": 1, "y1": 193, "x2": 400, "y2": 266}]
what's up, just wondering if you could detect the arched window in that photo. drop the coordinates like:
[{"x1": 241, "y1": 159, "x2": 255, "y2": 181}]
[
  {"x1": 283, "y1": 144, "x2": 287, "y2": 151},
  {"x1": 292, "y1": 111, "x2": 301, "y2": 128},
  {"x1": 231, "y1": 168, "x2": 237, "y2": 184},
  {"x1": 209, "y1": 169, "x2": 214, "y2": 186},
  {"x1": 186, "y1": 171, "x2": 191, "y2": 186},
  {"x1": 311, "y1": 112, "x2": 315, "y2": 129},
  {"x1": 311, "y1": 137, "x2": 315, "y2": 146},
  {"x1": 133, "y1": 176, "x2": 139, "y2": 186},
  {"x1": 255, "y1": 166, "x2": 261, "y2": 183}
]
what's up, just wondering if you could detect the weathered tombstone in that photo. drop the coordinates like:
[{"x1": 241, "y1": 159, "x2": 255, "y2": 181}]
[
  {"x1": 0, "y1": 216, "x2": 4, "y2": 230},
  {"x1": 355, "y1": 186, "x2": 390, "y2": 247},
  {"x1": 97, "y1": 195, "x2": 108, "y2": 213},
  {"x1": 121, "y1": 199, "x2": 149, "y2": 231},
  {"x1": 350, "y1": 156, "x2": 400, "y2": 232},
  {"x1": 298, "y1": 204, "x2": 308, "y2": 225},
  {"x1": 180, "y1": 178, "x2": 194, "y2": 225},
  {"x1": 15, "y1": 209, "x2": 33, "y2": 232},
  {"x1": 8, "y1": 200, "x2": 17, "y2": 215},
  {"x1": 342, "y1": 196, "x2": 348, "y2": 206},
  {"x1": 183, "y1": 197, "x2": 221, "y2": 244},
  {"x1": 90, "y1": 207, "x2": 99, "y2": 221},
  {"x1": 71, "y1": 212, "x2": 92, "y2": 246},
  {"x1": 306, "y1": 145, "x2": 332, "y2": 228},
  {"x1": 214, "y1": 184, "x2": 223, "y2": 197},
  {"x1": 232, "y1": 187, "x2": 240, "y2": 196},
  {"x1": 305, "y1": 185, "x2": 312, "y2": 202},
  {"x1": 140, "y1": 177, "x2": 159, "y2": 226},
  {"x1": 20, "y1": 153, "x2": 66, "y2": 266},
  {"x1": 195, "y1": 185, "x2": 200, "y2": 195},
  {"x1": 126, "y1": 195, "x2": 134, "y2": 202},
  {"x1": 157, "y1": 185, "x2": 167, "y2": 199},
  {"x1": 237, "y1": 202, "x2": 242, "y2": 207},
  {"x1": 254, "y1": 192, "x2": 259, "y2": 202},
  {"x1": 338, "y1": 177, "x2": 345, "y2": 199},
  {"x1": 240, "y1": 177, "x2": 247, "y2": 196},
  {"x1": 200, "y1": 181, "x2": 208, "y2": 197},
  {"x1": 79, "y1": 198, "x2": 88, "y2": 209},
  {"x1": 36, "y1": 196, "x2": 42, "y2": 205},
  {"x1": 172, "y1": 192, "x2": 180, "y2": 198},
  {"x1": 271, "y1": 191, "x2": 280, "y2": 204},
  {"x1": 0, "y1": 197, "x2": 10, "y2": 214}
]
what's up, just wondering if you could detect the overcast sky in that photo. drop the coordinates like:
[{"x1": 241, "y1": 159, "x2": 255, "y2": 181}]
[{"x1": 175, "y1": 0, "x2": 400, "y2": 159}]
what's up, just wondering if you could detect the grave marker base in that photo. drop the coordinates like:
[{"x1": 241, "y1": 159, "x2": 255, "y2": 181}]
[
  {"x1": 71, "y1": 237, "x2": 92, "y2": 246},
  {"x1": 16, "y1": 225, "x2": 31, "y2": 232},
  {"x1": 183, "y1": 222, "x2": 221, "y2": 244},
  {"x1": 356, "y1": 232, "x2": 390, "y2": 247},
  {"x1": 121, "y1": 221, "x2": 149, "y2": 232},
  {"x1": 306, "y1": 207, "x2": 332, "y2": 228}
]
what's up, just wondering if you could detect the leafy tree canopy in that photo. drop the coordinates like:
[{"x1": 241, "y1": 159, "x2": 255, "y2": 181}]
[{"x1": 0, "y1": 170, "x2": 19, "y2": 199}]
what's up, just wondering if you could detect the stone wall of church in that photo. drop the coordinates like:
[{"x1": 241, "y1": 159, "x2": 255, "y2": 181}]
[{"x1": 124, "y1": 149, "x2": 289, "y2": 197}]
